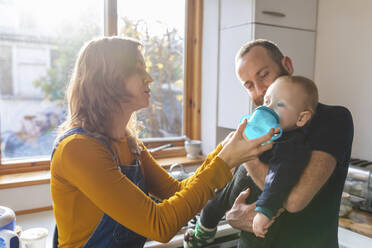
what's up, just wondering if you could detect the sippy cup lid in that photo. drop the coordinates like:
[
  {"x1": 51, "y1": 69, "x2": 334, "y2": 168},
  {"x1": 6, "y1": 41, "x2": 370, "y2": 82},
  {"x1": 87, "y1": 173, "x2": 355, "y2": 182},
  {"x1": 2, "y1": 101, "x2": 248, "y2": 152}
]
[{"x1": 255, "y1": 106, "x2": 280, "y2": 122}]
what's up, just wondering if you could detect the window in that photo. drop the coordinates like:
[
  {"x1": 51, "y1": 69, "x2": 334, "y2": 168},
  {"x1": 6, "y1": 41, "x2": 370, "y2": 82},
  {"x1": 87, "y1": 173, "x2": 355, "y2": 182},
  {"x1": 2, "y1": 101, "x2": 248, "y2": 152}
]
[
  {"x1": 0, "y1": 0, "x2": 103, "y2": 164},
  {"x1": 0, "y1": 0, "x2": 202, "y2": 173},
  {"x1": 117, "y1": 0, "x2": 185, "y2": 139}
]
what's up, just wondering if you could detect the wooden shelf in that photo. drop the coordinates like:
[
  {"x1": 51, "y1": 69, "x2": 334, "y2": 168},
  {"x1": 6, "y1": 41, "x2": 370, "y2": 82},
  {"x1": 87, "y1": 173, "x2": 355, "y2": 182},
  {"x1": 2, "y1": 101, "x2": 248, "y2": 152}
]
[{"x1": 0, "y1": 170, "x2": 51, "y2": 189}]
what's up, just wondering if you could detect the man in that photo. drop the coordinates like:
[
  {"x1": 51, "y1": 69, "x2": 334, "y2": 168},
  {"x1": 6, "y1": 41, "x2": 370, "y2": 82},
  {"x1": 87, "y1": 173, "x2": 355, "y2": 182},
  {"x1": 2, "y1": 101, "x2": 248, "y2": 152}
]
[{"x1": 184, "y1": 39, "x2": 354, "y2": 248}]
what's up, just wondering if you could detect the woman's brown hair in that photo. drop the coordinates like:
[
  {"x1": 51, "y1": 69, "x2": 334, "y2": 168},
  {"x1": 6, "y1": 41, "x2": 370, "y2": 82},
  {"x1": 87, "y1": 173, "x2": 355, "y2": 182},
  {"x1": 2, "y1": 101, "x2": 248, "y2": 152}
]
[{"x1": 57, "y1": 36, "x2": 144, "y2": 153}]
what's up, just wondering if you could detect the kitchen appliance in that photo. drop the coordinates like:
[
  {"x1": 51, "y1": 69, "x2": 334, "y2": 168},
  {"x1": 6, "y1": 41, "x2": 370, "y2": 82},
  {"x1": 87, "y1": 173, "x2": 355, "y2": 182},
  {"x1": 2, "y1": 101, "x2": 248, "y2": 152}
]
[
  {"x1": 0, "y1": 206, "x2": 20, "y2": 248},
  {"x1": 343, "y1": 159, "x2": 372, "y2": 213}
]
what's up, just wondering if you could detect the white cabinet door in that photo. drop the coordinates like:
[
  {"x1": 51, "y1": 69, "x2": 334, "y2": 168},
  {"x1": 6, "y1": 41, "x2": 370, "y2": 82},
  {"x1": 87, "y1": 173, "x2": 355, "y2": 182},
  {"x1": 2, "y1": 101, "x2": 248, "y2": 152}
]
[
  {"x1": 218, "y1": 25, "x2": 253, "y2": 129},
  {"x1": 254, "y1": 24, "x2": 315, "y2": 79},
  {"x1": 255, "y1": 0, "x2": 318, "y2": 30},
  {"x1": 221, "y1": 0, "x2": 317, "y2": 31},
  {"x1": 220, "y1": 0, "x2": 254, "y2": 30}
]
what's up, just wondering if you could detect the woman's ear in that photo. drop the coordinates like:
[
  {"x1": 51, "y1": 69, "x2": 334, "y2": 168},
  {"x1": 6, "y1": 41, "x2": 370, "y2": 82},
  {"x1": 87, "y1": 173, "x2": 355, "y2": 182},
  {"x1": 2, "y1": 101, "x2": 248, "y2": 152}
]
[
  {"x1": 296, "y1": 110, "x2": 312, "y2": 127},
  {"x1": 281, "y1": 56, "x2": 294, "y2": 75}
]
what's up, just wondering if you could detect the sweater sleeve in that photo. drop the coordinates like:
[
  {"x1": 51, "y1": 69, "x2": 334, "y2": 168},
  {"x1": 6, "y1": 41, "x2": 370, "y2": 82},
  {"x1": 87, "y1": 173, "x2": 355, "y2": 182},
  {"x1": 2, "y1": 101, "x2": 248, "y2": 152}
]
[{"x1": 59, "y1": 137, "x2": 231, "y2": 243}]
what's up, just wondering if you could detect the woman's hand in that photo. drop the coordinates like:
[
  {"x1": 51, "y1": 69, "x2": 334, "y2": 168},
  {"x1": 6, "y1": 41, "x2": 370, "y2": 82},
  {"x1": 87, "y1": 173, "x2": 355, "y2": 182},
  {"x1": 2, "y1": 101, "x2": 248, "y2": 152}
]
[{"x1": 217, "y1": 119, "x2": 273, "y2": 169}]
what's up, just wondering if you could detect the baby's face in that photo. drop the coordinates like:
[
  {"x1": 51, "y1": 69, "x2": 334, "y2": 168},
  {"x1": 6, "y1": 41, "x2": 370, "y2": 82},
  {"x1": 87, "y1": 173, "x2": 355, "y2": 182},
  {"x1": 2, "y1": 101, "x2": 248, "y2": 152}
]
[{"x1": 263, "y1": 78, "x2": 308, "y2": 131}]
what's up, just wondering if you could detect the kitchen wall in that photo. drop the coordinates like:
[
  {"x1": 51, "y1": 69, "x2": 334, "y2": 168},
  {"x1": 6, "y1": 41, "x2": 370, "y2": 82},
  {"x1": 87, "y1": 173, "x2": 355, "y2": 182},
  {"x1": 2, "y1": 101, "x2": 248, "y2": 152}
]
[
  {"x1": 202, "y1": 0, "x2": 372, "y2": 161},
  {"x1": 0, "y1": 184, "x2": 51, "y2": 212},
  {"x1": 314, "y1": 0, "x2": 372, "y2": 160}
]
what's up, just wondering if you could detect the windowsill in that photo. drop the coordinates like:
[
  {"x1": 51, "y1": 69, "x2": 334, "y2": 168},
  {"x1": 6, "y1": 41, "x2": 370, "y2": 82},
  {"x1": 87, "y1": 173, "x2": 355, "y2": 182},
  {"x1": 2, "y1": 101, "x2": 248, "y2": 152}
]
[
  {"x1": 0, "y1": 156, "x2": 204, "y2": 189},
  {"x1": 0, "y1": 145, "x2": 187, "y2": 175}
]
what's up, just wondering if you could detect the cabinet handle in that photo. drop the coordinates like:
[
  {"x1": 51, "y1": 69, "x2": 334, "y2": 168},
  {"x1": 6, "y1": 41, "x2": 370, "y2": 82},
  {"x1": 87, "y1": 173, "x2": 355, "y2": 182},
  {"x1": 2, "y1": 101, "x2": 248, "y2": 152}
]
[{"x1": 262, "y1": 11, "x2": 286, "y2": 18}]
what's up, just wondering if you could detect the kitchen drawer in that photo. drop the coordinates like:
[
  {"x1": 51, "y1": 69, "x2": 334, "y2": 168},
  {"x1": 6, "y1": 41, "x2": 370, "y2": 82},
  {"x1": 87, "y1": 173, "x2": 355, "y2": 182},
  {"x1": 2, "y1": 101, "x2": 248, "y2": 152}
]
[
  {"x1": 255, "y1": 0, "x2": 318, "y2": 31},
  {"x1": 220, "y1": 0, "x2": 317, "y2": 31}
]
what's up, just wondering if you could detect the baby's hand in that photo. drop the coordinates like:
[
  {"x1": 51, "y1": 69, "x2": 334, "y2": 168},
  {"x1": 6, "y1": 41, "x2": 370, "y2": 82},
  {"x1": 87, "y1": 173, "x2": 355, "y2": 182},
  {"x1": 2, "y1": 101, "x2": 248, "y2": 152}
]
[{"x1": 252, "y1": 212, "x2": 271, "y2": 238}]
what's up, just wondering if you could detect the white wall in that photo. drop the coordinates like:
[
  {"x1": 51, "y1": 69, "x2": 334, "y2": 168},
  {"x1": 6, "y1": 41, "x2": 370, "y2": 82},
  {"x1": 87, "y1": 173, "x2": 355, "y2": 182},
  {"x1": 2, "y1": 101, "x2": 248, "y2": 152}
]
[
  {"x1": 314, "y1": 0, "x2": 372, "y2": 160},
  {"x1": 0, "y1": 184, "x2": 52, "y2": 212}
]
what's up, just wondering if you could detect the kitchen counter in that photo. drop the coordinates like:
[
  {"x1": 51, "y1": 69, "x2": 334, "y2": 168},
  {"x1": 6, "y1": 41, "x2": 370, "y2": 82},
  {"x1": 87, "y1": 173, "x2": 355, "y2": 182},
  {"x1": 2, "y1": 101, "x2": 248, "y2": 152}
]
[
  {"x1": 339, "y1": 209, "x2": 372, "y2": 238},
  {"x1": 15, "y1": 209, "x2": 371, "y2": 248}
]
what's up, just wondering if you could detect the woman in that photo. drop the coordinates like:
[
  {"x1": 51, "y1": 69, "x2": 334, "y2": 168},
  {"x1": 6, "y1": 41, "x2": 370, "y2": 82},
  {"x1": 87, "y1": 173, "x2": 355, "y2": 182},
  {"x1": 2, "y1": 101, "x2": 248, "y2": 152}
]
[{"x1": 50, "y1": 36, "x2": 273, "y2": 248}]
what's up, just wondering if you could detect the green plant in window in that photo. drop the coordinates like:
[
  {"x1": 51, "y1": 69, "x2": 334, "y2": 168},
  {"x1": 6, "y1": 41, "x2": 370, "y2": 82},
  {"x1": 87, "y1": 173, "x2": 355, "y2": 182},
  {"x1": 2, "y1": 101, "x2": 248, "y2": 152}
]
[{"x1": 120, "y1": 17, "x2": 184, "y2": 138}]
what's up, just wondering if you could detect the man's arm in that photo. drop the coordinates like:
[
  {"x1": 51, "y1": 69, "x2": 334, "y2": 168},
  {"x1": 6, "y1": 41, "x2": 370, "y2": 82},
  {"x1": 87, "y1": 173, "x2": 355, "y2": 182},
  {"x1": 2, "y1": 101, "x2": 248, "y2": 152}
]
[
  {"x1": 227, "y1": 150, "x2": 336, "y2": 231},
  {"x1": 284, "y1": 150, "x2": 336, "y2": 212},
  {"x1": 245, "y1": 150, "x2": 336, "y2": 212}
]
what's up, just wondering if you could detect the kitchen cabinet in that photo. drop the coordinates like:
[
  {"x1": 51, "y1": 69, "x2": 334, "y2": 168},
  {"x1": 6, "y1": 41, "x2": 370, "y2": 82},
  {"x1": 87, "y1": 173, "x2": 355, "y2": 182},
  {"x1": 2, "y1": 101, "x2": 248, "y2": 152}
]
[
  {"x1": 217, "y1": 0, "x2": 317, "y2": 129},
  {"x1": 220, "y1": 0, "x2": 317, "y2": 30}
]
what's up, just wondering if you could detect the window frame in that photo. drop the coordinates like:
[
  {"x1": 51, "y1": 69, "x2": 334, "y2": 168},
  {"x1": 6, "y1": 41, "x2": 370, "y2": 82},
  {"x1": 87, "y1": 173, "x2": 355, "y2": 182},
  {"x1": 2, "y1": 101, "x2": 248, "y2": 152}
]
[{"x1": 0, "y1": 0, "x2": 203, "y2": 175}]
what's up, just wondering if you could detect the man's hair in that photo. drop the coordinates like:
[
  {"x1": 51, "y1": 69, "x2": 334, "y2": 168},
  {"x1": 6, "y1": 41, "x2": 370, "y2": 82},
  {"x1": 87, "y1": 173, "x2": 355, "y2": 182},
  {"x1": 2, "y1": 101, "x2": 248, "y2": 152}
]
[
  {"x1": 236, "y1": 39, "x2": 288, "y2": 75},
  {"x1": 281, "y1": 75, "x2": 319, "y2": 114}
]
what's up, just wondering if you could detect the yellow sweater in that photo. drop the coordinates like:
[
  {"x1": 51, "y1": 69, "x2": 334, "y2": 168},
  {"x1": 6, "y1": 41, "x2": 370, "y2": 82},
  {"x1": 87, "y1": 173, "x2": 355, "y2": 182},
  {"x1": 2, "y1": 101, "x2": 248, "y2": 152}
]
[{"x1": 51, "y1": 133, "x2": 232, "y2": 247}]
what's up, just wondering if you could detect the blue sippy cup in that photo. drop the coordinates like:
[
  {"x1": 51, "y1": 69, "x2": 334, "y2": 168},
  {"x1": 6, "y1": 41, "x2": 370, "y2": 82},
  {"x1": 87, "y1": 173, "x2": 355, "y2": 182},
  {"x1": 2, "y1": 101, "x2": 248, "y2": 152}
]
[{"x1": 240, "y1": 106, "x2": 282, "y2": 142}]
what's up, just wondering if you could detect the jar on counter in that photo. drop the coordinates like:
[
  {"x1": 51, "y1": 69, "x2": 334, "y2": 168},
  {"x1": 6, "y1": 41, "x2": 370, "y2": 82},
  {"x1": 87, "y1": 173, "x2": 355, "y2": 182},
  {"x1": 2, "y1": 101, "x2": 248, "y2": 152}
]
[{"x1": 339, "y1": 192, "x2": 353, "y2": 217}]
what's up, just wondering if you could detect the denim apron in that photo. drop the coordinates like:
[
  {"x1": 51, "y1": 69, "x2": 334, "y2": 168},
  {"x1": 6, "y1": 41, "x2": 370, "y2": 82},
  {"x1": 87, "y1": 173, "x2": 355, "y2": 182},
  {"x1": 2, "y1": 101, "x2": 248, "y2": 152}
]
[{"x1": 52, "y1": 127, "x2": 148, "y2": 248}]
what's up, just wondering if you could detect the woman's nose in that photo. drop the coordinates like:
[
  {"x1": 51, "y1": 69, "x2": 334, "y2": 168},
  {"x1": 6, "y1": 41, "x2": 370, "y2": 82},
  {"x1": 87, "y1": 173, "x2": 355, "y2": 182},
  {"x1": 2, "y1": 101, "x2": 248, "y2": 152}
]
[{"x1": 145, "y1": 72, "x2": 154, "y2": 84}]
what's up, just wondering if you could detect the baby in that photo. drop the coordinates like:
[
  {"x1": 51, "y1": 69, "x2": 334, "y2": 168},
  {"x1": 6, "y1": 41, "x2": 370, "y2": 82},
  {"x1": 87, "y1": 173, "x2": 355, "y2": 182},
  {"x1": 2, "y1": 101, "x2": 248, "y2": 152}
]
[{"x1": 253, "y1": 75, "x2": 318, "y2": 237}]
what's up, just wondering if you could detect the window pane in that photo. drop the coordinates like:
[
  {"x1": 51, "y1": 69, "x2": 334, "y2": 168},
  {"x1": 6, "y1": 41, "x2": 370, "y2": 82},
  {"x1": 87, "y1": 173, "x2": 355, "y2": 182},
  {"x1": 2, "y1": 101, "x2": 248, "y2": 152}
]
[
  {"x1": 0, "y1": 0, "x2": 103, "y2": 160},
  {"x1": 118, "y1": 0, "x2": 185, "y2": 139}
]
